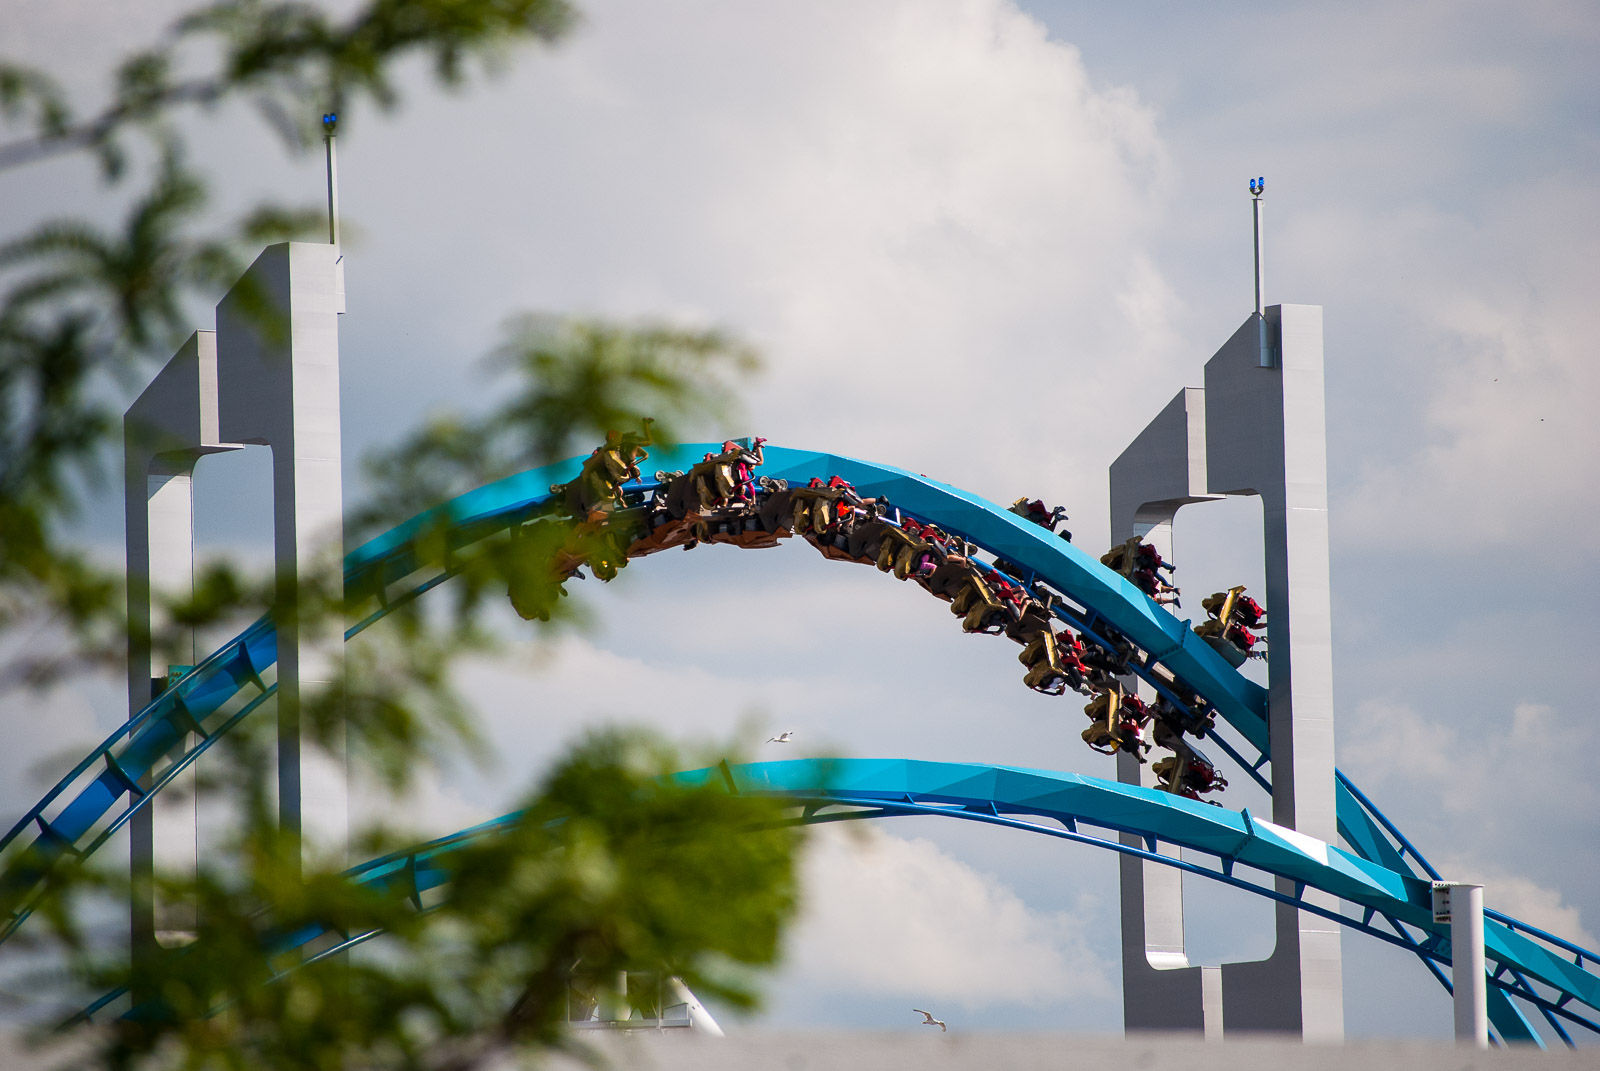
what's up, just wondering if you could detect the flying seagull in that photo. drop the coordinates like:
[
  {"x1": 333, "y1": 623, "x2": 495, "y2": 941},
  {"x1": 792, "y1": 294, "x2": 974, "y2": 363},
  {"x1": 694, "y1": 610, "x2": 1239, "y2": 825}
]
[
  {"x1": 766, "y1": 732, "x2": 795, "y2": 744},
  {"x1": 913, "y1": 1009, "x2": 946, "y2": 1032}
]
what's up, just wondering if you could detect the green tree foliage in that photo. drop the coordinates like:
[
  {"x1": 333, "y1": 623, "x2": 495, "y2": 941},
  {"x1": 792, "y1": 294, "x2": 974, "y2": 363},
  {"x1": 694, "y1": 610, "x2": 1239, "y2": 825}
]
[
  {"x1": 0, "y1": 3, "x2": 802, "y2": 1067},
  {"x1": 39, "y1": 730, "x2": 801, "y2": 1071}
]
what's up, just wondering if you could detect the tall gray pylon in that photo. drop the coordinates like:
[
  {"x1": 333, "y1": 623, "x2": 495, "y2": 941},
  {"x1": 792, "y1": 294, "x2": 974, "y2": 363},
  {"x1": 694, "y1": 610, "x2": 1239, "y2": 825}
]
[
  {"x1": 1108, "y1": 305, "x2": 1343, "y2": 1040},
  {"x1": 124, "y1": 242, "x2": 347, "y2": 962}
]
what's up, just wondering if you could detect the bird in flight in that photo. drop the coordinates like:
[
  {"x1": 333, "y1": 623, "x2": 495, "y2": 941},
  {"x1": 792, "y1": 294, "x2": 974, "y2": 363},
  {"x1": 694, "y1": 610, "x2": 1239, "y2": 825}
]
[
  {"x1": 766, "y1": 731, "x2": 795, "y2": 744},
  {"x1": 913, "y1": 1009, "x2": 946, "y2": 1032}
]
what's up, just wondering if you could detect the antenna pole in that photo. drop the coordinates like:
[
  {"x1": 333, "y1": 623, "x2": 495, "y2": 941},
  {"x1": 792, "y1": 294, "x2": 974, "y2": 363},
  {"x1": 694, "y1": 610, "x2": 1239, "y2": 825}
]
[
  {"x1": 1251, "y1": 178, "x2": 1265, "y2": 316},
  {"x1": 322, "y1": 114, "x2": 340, "y2": 247},
  {"x1": 1249, "y1": 176, "x2": 1273, "y2": 366}
]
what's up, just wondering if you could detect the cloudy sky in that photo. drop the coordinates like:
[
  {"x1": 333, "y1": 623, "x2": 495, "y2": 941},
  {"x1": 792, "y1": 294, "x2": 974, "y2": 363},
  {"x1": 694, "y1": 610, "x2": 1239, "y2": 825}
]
[{"x1": 4, "y1": 0, "x2": 1598, "y2": 1042}]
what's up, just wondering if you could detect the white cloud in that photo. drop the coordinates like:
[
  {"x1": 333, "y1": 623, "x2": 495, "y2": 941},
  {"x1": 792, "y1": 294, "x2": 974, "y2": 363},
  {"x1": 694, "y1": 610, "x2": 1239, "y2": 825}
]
[
  {"x1": 785, "y1": 824, "x2": 1109, "y2": 1006},
  {"x1": 1340, "y1": 696, "x2": 1597, "y2": 953},
  {"x1": 1342, "y1": 696, "x2": 1598, "y2": 819},
  {"x1": 1323, "y1": 179, "x2": 1600, "y2": 551},
  {"x1": 330, "y1": 0, "x2": 1179, "y2": 535}
]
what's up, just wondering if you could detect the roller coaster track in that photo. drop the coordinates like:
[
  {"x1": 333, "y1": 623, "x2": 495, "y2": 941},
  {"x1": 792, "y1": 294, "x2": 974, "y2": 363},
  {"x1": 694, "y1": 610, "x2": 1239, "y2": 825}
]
[{"x1": 4, "y1": 445, "x2": 1594, "y2": 1044}]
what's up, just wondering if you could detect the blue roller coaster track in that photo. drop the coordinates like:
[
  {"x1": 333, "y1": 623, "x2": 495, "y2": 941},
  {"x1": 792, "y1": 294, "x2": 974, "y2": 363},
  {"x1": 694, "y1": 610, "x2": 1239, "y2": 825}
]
[{"x1": 4, "y1": 445, "x2": 1595, "y2": 1045}]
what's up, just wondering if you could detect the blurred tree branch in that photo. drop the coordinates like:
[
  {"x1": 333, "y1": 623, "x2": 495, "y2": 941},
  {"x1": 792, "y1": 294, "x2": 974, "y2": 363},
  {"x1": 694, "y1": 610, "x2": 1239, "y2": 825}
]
[
  {"x1": 0, "y1": 2, "x2": 797, "y2": 1068},
  {"x1": 0, "y1": 0, "x2": 578, "y2": 176}
]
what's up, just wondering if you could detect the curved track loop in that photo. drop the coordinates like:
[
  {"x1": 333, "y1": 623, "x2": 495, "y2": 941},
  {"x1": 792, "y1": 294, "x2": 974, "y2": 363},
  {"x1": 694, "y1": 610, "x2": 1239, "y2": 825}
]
[
  {"x1": 6, "y1": 445, "x2": 1596, "y2": 1042},
  {"x1": 76, "y1": 760, "x2": 1596, "y2": 1042}
]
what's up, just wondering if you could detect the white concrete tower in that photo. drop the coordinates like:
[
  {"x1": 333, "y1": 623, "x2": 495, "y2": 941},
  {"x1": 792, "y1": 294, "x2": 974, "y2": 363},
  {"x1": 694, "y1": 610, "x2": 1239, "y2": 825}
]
[
  {"x1": 214, "y1": 242, "x2": 348, "y2": 873},
  {"x1": 125, "y1": 238, "x2": 348, "y2": 962},
  {"x1": 1110, "y1": 304, "x2": 1343, "y2": 1040}
]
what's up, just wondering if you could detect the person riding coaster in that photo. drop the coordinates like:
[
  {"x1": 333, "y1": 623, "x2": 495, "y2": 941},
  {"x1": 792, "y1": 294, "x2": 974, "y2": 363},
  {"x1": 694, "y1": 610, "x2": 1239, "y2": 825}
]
[
  {"x1": 909, "y1": 523, "x2": 959, "y2": 579},
  {"x1": 722, "y1": 437, "x2": 767, "y2": 502},
  {"x1": 1194, "y1": 585, "x2": 1267, "y2": 665},
  {"x1": 876, "y1": 520, "x2": 933, "y2": 580},
  {"x1": 921, "y1": 553, "x2": 978, "y2": 604},
  {"x1": 820, "y1": 509, "x2": 890, "y2": 564},
  {"x1": 799, "y1": 477, "x2": 881, "y2": 560},
  {"x1": 1150, "y1": 688, "x2": 1215, "y2": 738},
  {"x1": 1018, "y1": 625, "x2": 1089, "y2": 696},
  {"x1": 1200, "y1": 587, "x2": 1266, "y2": 630},
  {"x1": 1077, "y1": 628, "x2": 1135, "y2": 690},
  {"x1": 1101, "y1": 536, "x2": 1180, "y2": 606},
  {"x1": 1051, "y1": 629, "x2": 1095, "y2": 693},
  {"x1": 549, "y1": 418, "x2": 655, "y2": 518},
  {"x1": 1080, "y1": 689, "x2": 1151, "y2": 759},
  {"x1": 1151, "y1": 735, "x2": 1229, "y2": 802},
  {"x1": 690, "y1": 445, "x2": 745, "y2": 513},
  {"x1": 1008, "y1": 496, "x2": 1072, "y2": 542},
  {"x1": 789, "y1": 476, "x2": 849, "y2": 537},
  {"x1": 949, "y1": 568, "x2": 1013, "y2": 633}
]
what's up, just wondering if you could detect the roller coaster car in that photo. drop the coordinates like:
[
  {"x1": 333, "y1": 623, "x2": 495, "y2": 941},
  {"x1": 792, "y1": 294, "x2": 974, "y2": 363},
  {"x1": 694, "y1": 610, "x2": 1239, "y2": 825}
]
[
  {"x1": 1193, "y1": 597, "x2": 1265, "y2": 665},
  {"x1": 1080, "y1": 690, "x2": 1149, "y2": 758},
  {"x1": 955, "y1": 573, "x2": 1018, "y2": 634},
  {"x1": 1078, "y1": 630, "x2": 1135, "y2": 683},
  {"x1": 1081, "y1": 720, "x2": 1147, "y2": 757},
  {"x1": 688, "y1": 449, "x2": 744, "y2": 511},
  {"x1": 1152, "y1": 694, "x2": 1215, "y2": 737},
  {"x1": 657, "y1": 468, "x2": 703, "y2": 519},
  {"x1": 841, "y1": 516, "x2": 893, "y2": 564},
  {"x1": 1005, "y1": 602, "x2": 1054, "y2": 645},
  {"x1": 1018, "y1": 627, "x2": 1083, "y2": 696},
  {"x1": 693, "y1": 507, "x2": 780, "y2": 550},
  {"x1": 802, "y1": 533, "x2": 853, "y2": 563},
  {"x1": 754, "y1": 484, "x2": 796, "y2": 534},
  {"x1": 625, "y1": 512, "x2": 698, "y2": 557},
  {"x1": 922, "y1": 557, "x2": 973, "y2": 603},
  {"x1": 1199, "y1": 587, "x2": 1266, "y2": 630},
  {"x1": 1051, "y1": 631, "x2": 1093, "y2": 692},
  {"x1": 807, "y1": 507, "x2": 877, "y2": 562},
  {"x1": 1100, "y1": 536, "x2": 1144, "y2": 576},
  {"x1": 874, "y1": 522, "x2": 929, "y2": 578},
  {"x1": 1102, "y1": 538, "x2": 1176, "y2": 596},
  {"x1": 1152, "y1": 745, "x2": 1228, "y2": 802},
  {"x1": 950, "y1": 570, "x2": 996, "y2": 625},
  {"x1": 1193, "y1": 619, "x2": 1250, "y2": 668},
  {"x1": 789, "y1": 478, "x2": 848, "y2": 537},
  {"x1": 721, "y1": 513, "x2": 785, "y2": 550},
  {"x1": 657, "y1": 445, "x2": 756, "y2": 519},
  {"x1": 549, "y1": 421, "x2": 656, "y2": 518}
]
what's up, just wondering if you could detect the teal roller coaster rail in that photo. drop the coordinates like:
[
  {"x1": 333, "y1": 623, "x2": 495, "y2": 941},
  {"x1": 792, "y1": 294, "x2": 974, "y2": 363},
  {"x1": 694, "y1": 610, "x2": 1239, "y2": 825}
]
[{"x1": 4, "y1": 445, "x2": 1593, "y2": 1045}]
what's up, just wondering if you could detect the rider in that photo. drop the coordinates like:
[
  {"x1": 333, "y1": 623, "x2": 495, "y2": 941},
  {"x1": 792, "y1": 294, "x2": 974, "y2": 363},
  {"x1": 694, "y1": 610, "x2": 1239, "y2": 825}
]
[
  {"x1": 1081, "y1": 689, "x2": 1150, "y2": 758},
  {"x1": 1101, "y1": 537, "x2": 1178, "y2": 604},
  {"x1": 1152, "y1": 744, "x2": 1229, "y2": 801},
  {"x1": 722, "y1": 437, "x2": 767, "y2": 503},
  {"x1": 1009, "y1": 497, "x2": 1071, "y2": 541},
  {"x1": 552, "y1": 419, "x2": 655, "y2": 516},
  {"x1": 1195, "y1": 586, "x2": 1267, "y2": 661}
]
